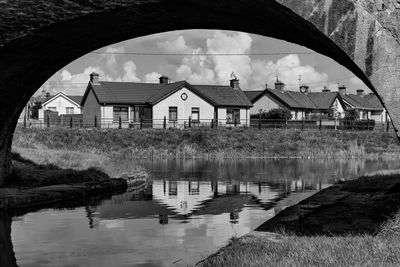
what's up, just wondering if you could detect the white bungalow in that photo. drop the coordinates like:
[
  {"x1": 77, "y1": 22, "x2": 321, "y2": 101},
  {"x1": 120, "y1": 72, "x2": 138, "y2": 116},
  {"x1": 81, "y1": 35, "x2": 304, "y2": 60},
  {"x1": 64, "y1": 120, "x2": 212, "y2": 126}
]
[
  {"x1": 81, "y1": 73, "x2": 252, "y2": 128},
  {"x1": 38, "y1": 92, "x2": 82, "y2": 121}
]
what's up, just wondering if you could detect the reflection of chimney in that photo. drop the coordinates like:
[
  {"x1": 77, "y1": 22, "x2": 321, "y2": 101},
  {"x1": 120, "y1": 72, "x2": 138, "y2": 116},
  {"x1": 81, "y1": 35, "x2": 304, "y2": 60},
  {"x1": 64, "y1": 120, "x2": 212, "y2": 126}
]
[
  {"x1": 275, "y1": 80, "x2": 285, "y2": 91},
  {"x1": 230, "y1": 78, "x2": 240, "y2": 89},
  {"x1": 322, "y1": 86, "x2": 331, "y2": 93},
  {"x1": 90, "y1": 72, "x2": 99, "y2": 84},
  {"x1": 159, "y1": 75, "x2": 169, "y2": 84},
  {"x1": 356, "y1": 89, "x2": 364, "y2": 96},
  {"x1": 338, "y1": 85, "x2": 347, "y2": 95}
]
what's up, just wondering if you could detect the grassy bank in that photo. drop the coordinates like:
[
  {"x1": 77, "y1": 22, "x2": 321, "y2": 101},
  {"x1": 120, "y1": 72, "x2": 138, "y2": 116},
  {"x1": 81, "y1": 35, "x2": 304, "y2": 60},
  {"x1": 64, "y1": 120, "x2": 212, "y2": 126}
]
[
  {"x1": 198, "y1": 174, "x2": 400, "y2": 266},
  {"x1": 13, "y1": 127, "x2": 400, "y2": 159}
]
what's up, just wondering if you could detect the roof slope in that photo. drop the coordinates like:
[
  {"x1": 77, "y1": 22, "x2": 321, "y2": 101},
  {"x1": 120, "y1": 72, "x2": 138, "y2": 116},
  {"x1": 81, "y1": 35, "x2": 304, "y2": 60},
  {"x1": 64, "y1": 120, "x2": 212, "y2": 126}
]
[
  {"x1": 84, "y1": 80, "x2": 252, "y2": 107},
  {"x1": 67, "y1": 95, "x2": 83, "y2": 105},
  {"x1": 363, "y1": 94, "x2": 384, "y2": 109},
  {"x1": 193, "y1": 85, "x2": 252, "y2": 107},
  {"x1": 243, "y1": 90, "x2": 265, "y2": 103},
  {"x1": 265, "y1": 89, "x2": 340, "y2": 110},
  {"x1": 341, "y1": 94, "x2": 382, "y2": 110},
  {"x1": 308, "y1": 92, "x2": 339, "y2": 109}
]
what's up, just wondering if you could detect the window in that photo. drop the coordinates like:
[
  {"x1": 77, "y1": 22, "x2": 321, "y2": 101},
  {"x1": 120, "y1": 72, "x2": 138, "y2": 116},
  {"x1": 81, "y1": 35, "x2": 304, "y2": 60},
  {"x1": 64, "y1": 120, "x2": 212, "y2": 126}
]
[
  {"x1": 131, "y1": 106, "x2": 141, "y2": 122},
  {"x1": 169, "y1": 107, "x2": 177, "y2": 122},
  {"x1": 191, "y1": 107, "x2": 200, "y2": 122},
  {"x1": 113, "y1": 106, "x2": 128, "y2": 121},
  {"x1": 227, "y1": 108, "x2": 240, "y2": 124},
  {"x1": 66, "y1": 107, "x2": 74, "y2": 115}
]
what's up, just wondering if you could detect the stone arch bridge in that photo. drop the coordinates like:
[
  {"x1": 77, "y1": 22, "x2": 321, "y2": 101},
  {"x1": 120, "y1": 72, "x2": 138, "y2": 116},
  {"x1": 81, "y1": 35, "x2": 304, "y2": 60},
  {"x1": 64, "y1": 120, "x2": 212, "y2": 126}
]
[{"x1": 0, "y1": 0, "x2": 400, "y2": 185}]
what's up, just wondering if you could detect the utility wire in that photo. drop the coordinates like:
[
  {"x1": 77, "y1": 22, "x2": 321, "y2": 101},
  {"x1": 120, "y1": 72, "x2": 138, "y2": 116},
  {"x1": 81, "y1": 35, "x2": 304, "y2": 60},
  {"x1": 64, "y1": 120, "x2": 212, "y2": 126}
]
[{"x1": 90, "y1": 51, "x2": 316, "y2": 56}]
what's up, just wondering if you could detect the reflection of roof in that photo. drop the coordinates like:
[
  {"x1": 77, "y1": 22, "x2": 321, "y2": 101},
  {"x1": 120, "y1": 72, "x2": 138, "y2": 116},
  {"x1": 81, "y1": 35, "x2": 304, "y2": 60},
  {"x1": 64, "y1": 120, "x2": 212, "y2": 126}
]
[
  {"x1": 191, "y1": 195, "x2": 255, "y2": 216},
  {"x1": 82, "y1": 80, "x2": 252, "y2": 107},
  {"x1": 97, "y1": 200, "x2": 177, "y2": 219},
  {"x1": 265, "y1": 89, "x2": 339, "y2": 110},
  {"x1": 341, "y1": 94, "x2": 383, "y2": 111}
]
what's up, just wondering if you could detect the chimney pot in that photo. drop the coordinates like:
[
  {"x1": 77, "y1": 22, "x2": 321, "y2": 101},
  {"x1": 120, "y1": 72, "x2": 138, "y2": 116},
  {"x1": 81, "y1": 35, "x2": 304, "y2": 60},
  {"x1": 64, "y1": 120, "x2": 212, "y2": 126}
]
[
  {"x1": 338, "y1": 85, "x2": 347, "y2": 95},
  {"x1": 322, "y1": 86, "x2": 331, "y2": 93},
  {"x1": 90, "y1": 72, "x2": 99, "y2": 84},
  {"x1": 230, "y1": 78, "x2": 240, "y2": 89},
  {"x1": 275, "y1": 80, "x2": 285, "y2": 92},
  {"x1": 159, "y1": 75, "x2": 169, "y2": 84},
  {"x1": 356, "y1": 89, "x2": 364, "y2": 96}
]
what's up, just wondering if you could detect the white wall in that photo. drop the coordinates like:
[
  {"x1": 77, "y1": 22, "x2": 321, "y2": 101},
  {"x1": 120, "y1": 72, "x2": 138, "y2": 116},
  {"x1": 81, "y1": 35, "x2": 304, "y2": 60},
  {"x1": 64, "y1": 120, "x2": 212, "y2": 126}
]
[
  {"x1": 42, "y1": 94, "x2": 81, "y2": 115},
  {"x1": 250, "y1": 95, "x2": 280, "y2": 115},
  {"x1": 217, "y1": 107, "x2": 249, "y2": 127},
  {"x1": 153, "y1": 87, "x2": 215, "y2": 128}
]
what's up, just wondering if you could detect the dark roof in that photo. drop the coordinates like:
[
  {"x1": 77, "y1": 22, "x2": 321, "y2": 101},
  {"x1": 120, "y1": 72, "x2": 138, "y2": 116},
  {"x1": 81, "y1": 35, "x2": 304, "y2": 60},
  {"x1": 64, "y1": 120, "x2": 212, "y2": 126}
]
[
  {"x1": 263, "y1": 89, "x2": 339, "y2": 110},
  {"x1": 340, "y1": 94, "x2": 382, "y2": 111},
  {"x1": 67, "y1": 95, "x2": 83, "y2": 105},
  {"x1": 192, "y1": 85, "x2": 252, "y2": 107},
  {"x1": 83, "y1": 80, "x2": 252, "y2": 107},
  {"x1": 307, "y1": 92, "x2": 339, "y2": 109},
  {"x1": 243, "y1": 90, "x2": 265, "y2": 103},
  {"x1": 362, "y1": 94, "x2": 384, "y2": 109}
]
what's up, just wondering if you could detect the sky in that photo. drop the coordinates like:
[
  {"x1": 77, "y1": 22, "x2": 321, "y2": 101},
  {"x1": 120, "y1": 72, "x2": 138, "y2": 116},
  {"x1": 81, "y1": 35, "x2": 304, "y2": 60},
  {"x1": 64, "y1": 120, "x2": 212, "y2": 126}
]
[{"x1": 38, "y1": 30, "x2": 370, "y2": 96}]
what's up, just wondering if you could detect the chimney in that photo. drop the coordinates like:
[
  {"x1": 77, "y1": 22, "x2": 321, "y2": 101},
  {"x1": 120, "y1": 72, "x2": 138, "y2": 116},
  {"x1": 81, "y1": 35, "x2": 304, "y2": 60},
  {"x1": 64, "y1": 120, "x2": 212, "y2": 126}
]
[
  {"x1": 322, "y1": 86, "x2": 331, "y2": 93},
  {"x1": 300, "y1": 84, "x2": 310, "y2": 94},
  {"x1": 230, "y1": 78, "x2": 240, "y2": 89},
  {"x1": 159, "y1": 75, "x2": 169, "y2": 84},
  {"x1": 90, "y1": 72, "x2": 99, "y2": 84},
  {"x1": 338, "y1": 85, "x2": 347, "y2": 95},
  {"x1": 275, "y1": 80, "x2": 285, "y2": 91},
  {"x1": 356, "y1": 89, "x2": 364, "y2": 96}
]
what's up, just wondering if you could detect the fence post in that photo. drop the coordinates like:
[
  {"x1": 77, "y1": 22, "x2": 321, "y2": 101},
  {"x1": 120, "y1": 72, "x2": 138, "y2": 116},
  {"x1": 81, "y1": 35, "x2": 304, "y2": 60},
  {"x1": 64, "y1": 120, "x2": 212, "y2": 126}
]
[
  {"x1": 234, "y1": 118, "x2": 237, "y2": 127},
  {"x1": 301, "y1": 119, "x2": 304, "y2": 131},
  {"x1": 211, "y1": 119, "x2": 214, "y2": 128},
  {"x1": 258, "y1": 117, "x2": 261, "y2": 130},
  {"x1": 47, "y1": 115, "x2": 50, "y2": 128},
  {"x1": 94, "y1": 115, "x2": 97, "y2": 128},
  {"x1": 387, "y1": 121, "x2": 390, "y2": 132},
  {"x1": 80, "y1": 119, "x2": 83, "y2": 128},
  {"x1": 285, "y1": 120, "x2": 288, "y2": 130},
  {"x1": 163, "y1": 116, "x2": 166, "y2": 129},
  {"x1": 367, "y1": 120, "x2": 370, "y2": 131},
  {"x1": 319, "y1": 119, "x2": 322, "y2": 130},
  {"x1": 23, "y1": 115, "x2": 27, "y2": 128},
  {"x1": 140, "y1": 118, "x2": 143, "y2": 129},
  {"x1": 119, "y1": 116, "x2": 122, "y2": 129},
  {"x1": 189, "y1": 116, "x2": 192, "y2": 128},
  {"x1": 70, "y1": 117, "x2": 73, "y2": 128}
]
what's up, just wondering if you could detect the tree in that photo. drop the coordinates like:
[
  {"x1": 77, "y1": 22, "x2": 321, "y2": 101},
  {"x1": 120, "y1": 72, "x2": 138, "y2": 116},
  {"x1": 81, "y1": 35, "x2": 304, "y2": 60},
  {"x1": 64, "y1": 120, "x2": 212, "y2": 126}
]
[
  {"x1": 30, "y1": 101, "x2": 42, "y2": 119},
  {"x1": 344, "y1": 109, "x2": 359, "y2": 122},
  {"x1": 263, "y1": 108, "x2": 292, "y2": 120}
]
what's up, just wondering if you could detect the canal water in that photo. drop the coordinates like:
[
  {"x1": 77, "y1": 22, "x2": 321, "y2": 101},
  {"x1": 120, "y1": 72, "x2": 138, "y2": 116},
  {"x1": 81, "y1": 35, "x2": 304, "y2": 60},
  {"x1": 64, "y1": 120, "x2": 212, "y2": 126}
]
[{"x1": 8, "y1": 159, "x2": 400, "y2": 266}]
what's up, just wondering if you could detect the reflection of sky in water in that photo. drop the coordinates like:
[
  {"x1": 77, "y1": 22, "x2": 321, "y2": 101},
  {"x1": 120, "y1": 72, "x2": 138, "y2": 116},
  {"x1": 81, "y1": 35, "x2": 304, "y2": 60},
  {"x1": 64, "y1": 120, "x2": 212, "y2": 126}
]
[{"x1": 11, "y1": 159, "x2": 400, "y2": 267}]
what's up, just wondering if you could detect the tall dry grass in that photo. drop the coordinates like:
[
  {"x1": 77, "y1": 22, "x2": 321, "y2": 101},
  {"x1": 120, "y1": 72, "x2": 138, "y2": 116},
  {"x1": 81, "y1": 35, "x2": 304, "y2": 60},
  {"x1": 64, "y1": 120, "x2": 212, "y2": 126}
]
[{"x1": 12, "y1": 127, "x2": 400, "y2": 160}]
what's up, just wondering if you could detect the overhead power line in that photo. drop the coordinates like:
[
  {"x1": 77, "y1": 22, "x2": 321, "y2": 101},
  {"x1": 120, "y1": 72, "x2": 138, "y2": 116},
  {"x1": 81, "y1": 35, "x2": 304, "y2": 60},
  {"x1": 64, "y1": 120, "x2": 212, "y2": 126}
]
[{"x1": 90, "y1": 51, "x2": 316, "y2": 56}]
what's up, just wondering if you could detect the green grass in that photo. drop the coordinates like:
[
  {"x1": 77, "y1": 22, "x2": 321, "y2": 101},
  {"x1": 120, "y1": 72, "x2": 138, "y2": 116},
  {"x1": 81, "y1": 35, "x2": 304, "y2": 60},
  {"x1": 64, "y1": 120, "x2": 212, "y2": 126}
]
[
  {"x1": 12, "y1": 127, "x2": 400, "y2": 159},
  {"x1": 198, "y1": 212, "x2": 400, "y2": 267}
]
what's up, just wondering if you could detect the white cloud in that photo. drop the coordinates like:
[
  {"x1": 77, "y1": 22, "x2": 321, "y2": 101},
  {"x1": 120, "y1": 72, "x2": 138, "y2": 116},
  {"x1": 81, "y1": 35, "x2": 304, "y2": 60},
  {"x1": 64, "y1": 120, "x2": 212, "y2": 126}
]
[
  {"x1": 251, "y1": 54, "x2": 329, "y2": 91},
  {"x1": 206, "y1": 31, "x2": 253, "y2": 87},
  {"x1": 102, "y1": 46, "x2": 125, "y2": 73},
  {"x1": 144, "y1": 72, "x2": 162, "y2": 83},
  {"x1": 121, "y1": 61, "x2": 140, "y2": 82}
]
